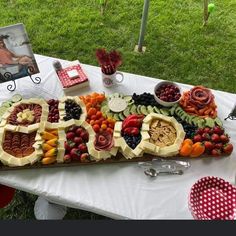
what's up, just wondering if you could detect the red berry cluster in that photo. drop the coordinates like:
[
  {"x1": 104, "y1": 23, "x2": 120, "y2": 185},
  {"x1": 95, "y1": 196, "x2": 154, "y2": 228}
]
[
  {"x1": 47, "y1": 99, "x2": 59, "y2": 123},
  {"x1": 156, "y1": 84, "x2": 181, "y2": 102},
  {"x1": 64, "y1": 126, "x2": 90, "y2": 162},
  {"x1": 193, "y1": 126, "x2": 233, "y2": 156}
]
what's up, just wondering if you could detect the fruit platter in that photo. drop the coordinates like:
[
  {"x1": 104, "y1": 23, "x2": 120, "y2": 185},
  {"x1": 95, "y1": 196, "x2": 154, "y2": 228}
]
[{"x1": 0, "y1": 82, "x2": 233, "y2": 170}]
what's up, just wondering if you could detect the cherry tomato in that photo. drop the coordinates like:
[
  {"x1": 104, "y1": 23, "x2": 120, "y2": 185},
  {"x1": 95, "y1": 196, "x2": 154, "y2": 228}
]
[
  {"x1": 93, "y1": 124, "x2": 100, "y2": 133},
  {"x1": 101, "y1": 124, "x2": 107, "y2": 130},
  {"x1": 91, "y1": 115, "x2": 97, "y2": 120},
  {"x1": 96, "y1": 111, "x2": 102, "y2": 119},
  {"x1": 90, "y1": 120, "x2": 95, "y2": 126}
]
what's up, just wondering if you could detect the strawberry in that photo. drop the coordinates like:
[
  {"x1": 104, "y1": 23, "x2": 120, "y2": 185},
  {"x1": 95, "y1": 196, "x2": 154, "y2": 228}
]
[
  {"x1": 63, "y1": 154, "x2": 72, "y2": 163},
  {"x1": 220, "y1": 134, "x2": 229, "y2": 144},
  {"x1": 80, "y1": 153, "x2": 90, "y2": 162},
  {"x1": 74, "y1": 137, "x2": 83, "y2": 144},
  {"x1": 211, "y1": 134, "x2": 220, "y2": 143},
  {"x1": 196, "y1": 128, "x2": 204, "y2": 135},
  {"x1": 66, "y1": 132, "x2": 75, "y2": 140},
  {"x1": 223, "y1": 143, "x2": 233, "y2": 155},
  {"x1": 64, "y1": 141, "x2": 76, "y2": 151},
  {"x1": 76, "y1": 127, "x2": 84, "y2": 137},
  {"x1": 214, "y1": 143, "x2": 223, "y2": 150},
  {"x1": 193, "y1": 134, "x2": 202, "y2": 143},
  {"x1": 204, "y1": 141, "x2": 214, "y2": 151},
  {"x1": 202, "y1": 133, "x2": 210, "y2": 141},
  {"x1": 213, "y1": 126, "x2": 224, "y2": 135},
  {"x1": 211, "y1": 148, "x2": 221, "y2": 156},
  {"x1": 70, "y1": 148, "x2": 81, "y2": 160},
  {"x1": 78, "y1": 143, "x2": 88, "y2": 153},
  {"x1": 204, "y1": 127, "x2": 211, "y2": 134},
  {"x1": 80, "y1": 131, "x2": 89, "y2": 142}
]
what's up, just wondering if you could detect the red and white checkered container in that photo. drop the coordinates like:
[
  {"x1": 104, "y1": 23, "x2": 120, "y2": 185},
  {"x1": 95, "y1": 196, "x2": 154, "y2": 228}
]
[{"x1": 189, "y1": 176, "x2": 236, "y2": 220}]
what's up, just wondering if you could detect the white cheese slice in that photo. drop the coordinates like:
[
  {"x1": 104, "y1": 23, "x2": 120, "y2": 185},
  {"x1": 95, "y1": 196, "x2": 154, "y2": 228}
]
[
  {"x1": 18, "y1": 126, "x2": 29, "y2": 133},
  {"x1": 141, "y1": 131, "x2": 150, "y2": 140},
  {"x1": 140, "y1": 141, "x2": 156, "y2": 153},
  {"x1": 64, "y1": 119, "x2": 75, "y2": 128},
  {"x1": 80, "y1": 114, "x2": 86, "y2": 121},
  {"x1": 74, "y1": 120, "x2": 83, "y2": 127},
  {"x1": 113, "y1": 132, "x2": 121, "y2": 138},
  {"x1": 58, "y1": 131, "x2": 66, "y2": 140},
  {"x1": 87, "y1": 126, "x2": 95, "y2": 136},
  {"x1": 114, "y1": 137, "x2": 126, "y2": 148},
  {"x1": 35, "y1": 133, "x2": 42, "y2": 141},
  {"x1": 28, "y1": 123, "x2": 40, "y2": 132},
  {"x1": 0, "y1": 120, "x2": 7, "y2": 127},
  {"x1": 109, "y1": 147, "x2": 118, "y2": 156},
  {"x1": 18, "y1": 157, "x2": 31, "y2": 166},
  {"x1": 0, "y1": 153, "x2": 11, "y2": 164},
  {"x1": 141, "y1": 123, "x2": 150, "y2": 131},
  {"x1": 27, "y1": 154, "x2": 40, "y2": 165},
  {"x1": 58, "y1": 103, "x2": 65, "y2": 110},
  {"x1": 8, "y1": 107, "x2": 14, "y2": 113},
  {"x1": 97, "y1": 151, "x2": 111, "y2": 161},
  {"x1": 143, "y1": 115, "x2": 153, "y2": 124},
  {"x1": 5, "y1": 124, "x2": 17, "y2": 131},
  {"x1": 88, "y1": 148, "x2": 100, "y2": 161},
  {"x1": 57, "y1": 148, "x2": 65, "y2": 163},
  {"x1": 114, "y1": 122, "x2": 122, "y2": 132},
  {"x1": 132, "y1": 147, "x2": 144, "y2": 157},
  {"x1": 1, "y1": 112, "x2": 10, "y2": 119}
]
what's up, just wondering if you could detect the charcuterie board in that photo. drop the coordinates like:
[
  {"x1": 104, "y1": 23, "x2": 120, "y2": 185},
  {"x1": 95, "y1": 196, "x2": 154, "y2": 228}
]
[{"x1": 0, "y1": 83, "x2": 233, "y2": 171}]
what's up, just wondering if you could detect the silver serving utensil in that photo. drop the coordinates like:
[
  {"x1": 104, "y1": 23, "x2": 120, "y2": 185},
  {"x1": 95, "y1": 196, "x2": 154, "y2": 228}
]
[{"x1": 144, "y1": 168, "x2": 184, "y2": 177}]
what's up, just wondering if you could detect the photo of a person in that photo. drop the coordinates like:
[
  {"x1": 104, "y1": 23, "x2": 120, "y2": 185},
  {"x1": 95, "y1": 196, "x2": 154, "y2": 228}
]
[
  {"x1": 0, "y1": 23, "x2": 39, "y2": 82},
  {"x1": 0, "y1": 37, "x2": 33, "y2": 66}
]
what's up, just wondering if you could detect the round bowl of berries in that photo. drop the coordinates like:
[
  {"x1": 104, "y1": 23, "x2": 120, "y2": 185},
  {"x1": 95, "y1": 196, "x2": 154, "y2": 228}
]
[{"x1": 154, "y1": 81, "x2": 182, "y2": 107}]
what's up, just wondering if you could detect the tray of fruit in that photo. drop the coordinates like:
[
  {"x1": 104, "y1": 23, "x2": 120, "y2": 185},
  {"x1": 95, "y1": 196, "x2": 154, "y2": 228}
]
[{"x1": 0, "y1": 81, "x2": 233, "y2": 171}]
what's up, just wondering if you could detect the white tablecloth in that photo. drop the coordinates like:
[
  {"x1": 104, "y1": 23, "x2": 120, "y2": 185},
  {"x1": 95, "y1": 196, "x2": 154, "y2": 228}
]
[{"x1": 0, "y1": 54, "x2": 236, "y2": 219}]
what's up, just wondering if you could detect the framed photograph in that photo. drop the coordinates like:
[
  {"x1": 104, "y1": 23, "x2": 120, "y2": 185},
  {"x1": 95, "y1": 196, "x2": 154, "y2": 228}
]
[{"x1": 0, "y1": 23, "x2": 39, "y2": 83}]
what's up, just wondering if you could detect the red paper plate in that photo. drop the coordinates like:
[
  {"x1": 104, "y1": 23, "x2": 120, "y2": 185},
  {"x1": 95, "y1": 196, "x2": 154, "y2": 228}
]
[{"x1": 189, "y1": 176, "x2": 236, "y2": 220}]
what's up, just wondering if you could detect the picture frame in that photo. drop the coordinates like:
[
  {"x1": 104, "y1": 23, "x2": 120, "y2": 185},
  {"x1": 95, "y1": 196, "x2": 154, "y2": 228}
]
[{"x1": 0, "y1": 23, "x2": 39, "y2": 83}]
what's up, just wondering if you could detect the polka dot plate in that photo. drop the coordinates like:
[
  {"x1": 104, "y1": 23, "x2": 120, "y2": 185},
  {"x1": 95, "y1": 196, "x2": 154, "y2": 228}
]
[{"x1": 189, "y1": 176, "x2": 236, "y2": 220}]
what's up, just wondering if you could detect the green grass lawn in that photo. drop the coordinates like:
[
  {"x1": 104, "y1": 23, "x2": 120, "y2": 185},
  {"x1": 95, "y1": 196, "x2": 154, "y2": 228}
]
[{"x1": 0, "y1": 0, "x2": 235, "y2": 219}]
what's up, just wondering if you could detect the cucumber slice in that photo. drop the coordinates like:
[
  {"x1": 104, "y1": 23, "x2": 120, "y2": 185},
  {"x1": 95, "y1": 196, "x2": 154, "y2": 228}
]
[
  {"x1": 175, "y1": 106, "x2": 183, "y2": 115},
  {"x1": 123, "y1": 96, "x2": 132, "y2": 102},
  {"x1": 113, "y1": 93, "x2": 121, "y2": 98},
  {"x1": 127, "y1": 100, "x2": 134, "y2": 106},
  {"x1": 113, "y1": 113, "x2": 120, "y2": 121},
  {"x1": 101, "y1": 100, "x2": 108, "y2": 107},
  {"x1": 130, "y1": 104, "x2": 138, "y2": 114},
  {"x1": 197, "y1": 119, "x2": 205, "y2": 128},
  {"x1": 160, "y1": 108, "x2": 170, "y2": 116},
  {"x1": 0, "y1": 107, "x2": 7, "y2": 116},
  {"x1": 140, "y1": 106, "x2": 148, "y2": 115},
  {"x1": 192, "y1": 117, "x2": 200, "y2": 126},
  {"x1": 170, "y1": 104, "x2": 178, "y2": 116},
  {"x1": 123, "y1": 108, "x2": 131, "y2": 117},
  {"x1": 101, "y1": 105, "x2": 110, "y2": 114},
  {"x1": 11, "y1": 94, "x2": 22, "y2": 103},
  {"x1": 137, "y1": 105, "x2": 142, "y2": 115},
  {"x1": 106, "y1": 112, "x2": 114, "y2": 119},
  {"x1": 205, "y1": 117, "x2": 215, "y2": 128},
  {"x1": 214, "y1": 117, "x2": 223, "y2": 127},
  {"x1": 153, "y1": 106, "x2": 160, "y2": 114},
  {"x1": 147, "y1": 105, "x2": 154, "y2": 114},
  {"x1": 118, "y1": 113, "x2": 125, "y2": 121},
  {"x1": 1, "y1": 101, "x2": 12, "y2": 108}
]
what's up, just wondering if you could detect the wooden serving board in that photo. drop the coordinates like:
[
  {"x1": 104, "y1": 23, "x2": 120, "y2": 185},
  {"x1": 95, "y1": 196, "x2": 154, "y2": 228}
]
[{"x1": 0, "y1": 152, "x2": 155, "y2": 171}]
